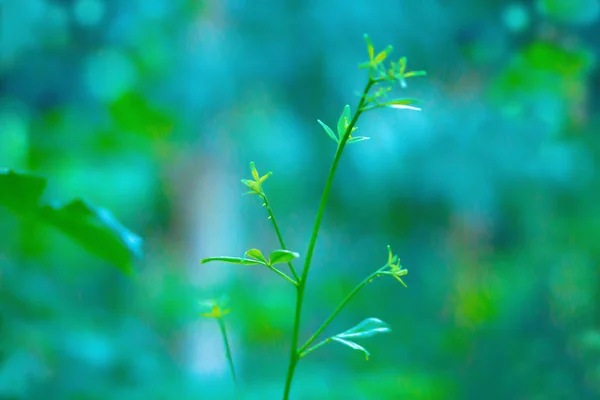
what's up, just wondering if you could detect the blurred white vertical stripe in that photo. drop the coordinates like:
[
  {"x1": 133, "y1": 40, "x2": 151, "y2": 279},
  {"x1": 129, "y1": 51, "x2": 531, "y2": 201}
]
[{"x1": 171, "y1": 111, "x2": 245, "y2": 376}]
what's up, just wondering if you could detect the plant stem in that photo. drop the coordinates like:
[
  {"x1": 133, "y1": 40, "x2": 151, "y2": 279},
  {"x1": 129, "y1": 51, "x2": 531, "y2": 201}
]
[
  {"x1": 300, "y1": 337, "x2": 332, "y2": 358},
  {"x1": 299, "y1": 265, "x2": 386, "y2": 354},
  {"x1": 282, "y1": 79, "x2": 375, "y2": 400},
  {"x1": 217, "y1": 317, "x2": 237, "y2": 386},
  {"x1": 261, "y1": 194, "x2": 300, "y2": 282},
  {"x1": 267, "y1": 265, "x2": 298, "y2": 286}
]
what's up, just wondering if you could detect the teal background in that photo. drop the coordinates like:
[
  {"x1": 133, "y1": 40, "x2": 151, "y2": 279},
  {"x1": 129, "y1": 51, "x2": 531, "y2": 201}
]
[{"x1": 1, "y1": 0, "x2": 600, "y2": 398}]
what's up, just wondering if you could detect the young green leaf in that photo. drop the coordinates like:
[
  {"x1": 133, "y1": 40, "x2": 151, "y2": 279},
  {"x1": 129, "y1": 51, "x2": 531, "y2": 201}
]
[
  {"x1": 317, "y1": 119, "x2": 338, "y2": 143},
  {"x1": 335, "y1": 318, "x2": 391, "y2": 340},
  {"x1": 199, "y1": 299, "x2": 231, "y2": 318},
  {"x1": 374, "y1": 45, "x2": 393, "y2": 64},
  {"x1": 365, "y1": 34, "x2": 374, "y2": 61},
  {"x1": 331, "y1": 337, "x2": 371, "y2": 360},
  {"x1": 383, "y1": 99, "x2": 422, "y2": 111},
  {"x1": 359, "y1": 34, "x2": 375, "y2": 69},
  {"x1": 201, "y1": 256, "x2": 266, "y2": 266},
  {"x1": 403, "y1": 70, "x2": 427, "y2": 78},
  {"x1": 390, "y1": 268, "x2": 408, "y2": 287},
  {"x1": 245, "y1": 248, "x2": 268, "y2": 264},
  {"x1": 249, "y1": 161, "x2": 260, "y2": 181},
  {"x1": 241, "y1": 179, "x2": 260, "y2": 194},
  {"x1": 398, "y1": 70, "x2": 427, "y2": 88},
  {"x1": 269, "y1": 249, "x2": 300, "y2": 265},
  {"x1": 387, "y1": 245, "x2": 398, "y2": 267},
  {"x1": 385, "y1": 98, "x2": 420, "y2": 106},
  {"x1": 384, "y1": 245, "x2": 408, "y2": 286},
  {"x1": 399, "y1": 57, "x2": 407, "y2": 75},
  {"x1": 346, "y1": 136, "x2": 370, "y2": 144},
  {"x1": 241, "y1": 162, "x2": 272, "y2": 195},
  {"x1": 337, "y1": 105, "x2": 351, "y2": 137},
  {"x1": 319, "y1": 318, "x2": 392, "y2": 360}
]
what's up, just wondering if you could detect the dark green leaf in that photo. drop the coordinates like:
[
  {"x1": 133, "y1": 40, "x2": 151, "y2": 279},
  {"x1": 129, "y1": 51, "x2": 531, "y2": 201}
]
[
  {"x1": 0, "y1": 170, "x2": 143, "y2": 274},
  {"x1": 0, "y1": 169, "x2": 46, "y2": 214},
  {"x1": 268, "y1": 249, "x2": 300, "y2": 265},
  {"x1": 40, "y1": 199, "x2": 143, "y2": 274},
  {"x1": 109, "y1": 92, "x2": 173, "y2": 138},
  {"x1": 201, "y1": 256, "x2": 266, "y2": 266}
]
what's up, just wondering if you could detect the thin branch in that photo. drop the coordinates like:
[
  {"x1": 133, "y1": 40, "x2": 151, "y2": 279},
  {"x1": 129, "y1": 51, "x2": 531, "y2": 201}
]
[
  {"x1": 282, "y1": 79, "x2": 375, "y2": 400},
  {"x1": 267, "y1": 265, "x2": 298, "y2": 286},
  {"x1": 261, "y1": 194, "x2": 300, "y2": 281},
  {"x1": 217, "y1": 317, "x2": 237, "y2": 386},
  {"x1": 299, "y1": 264, "x2": 386, "y2": 354}
]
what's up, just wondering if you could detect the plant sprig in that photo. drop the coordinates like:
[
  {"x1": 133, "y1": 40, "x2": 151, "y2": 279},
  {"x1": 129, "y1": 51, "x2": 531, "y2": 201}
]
[
  {"x1": 199, "y1": 33, "x2": 425, "y2": 399},
  {"x1": 298, "y1": 245, "x2": 407, "y2": 360},
  {"x1": 199, "y1": 299, "x2": 237, "y2": 385}
]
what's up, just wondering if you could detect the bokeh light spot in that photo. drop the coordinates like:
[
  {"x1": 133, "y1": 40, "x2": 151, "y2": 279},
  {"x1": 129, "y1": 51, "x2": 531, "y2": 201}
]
[
  {"x1": 84, "y1": 49, "x2": 137, "y2": 102},
  {"x1": 0, "y1": 101, "x2": 30, "y2": 168},
  {"x1": 73, "y1": 0, "x2": 105, "y2": 27},
  {"x1": 502, "y1": 3, "x2": 530, "y2": 32}
]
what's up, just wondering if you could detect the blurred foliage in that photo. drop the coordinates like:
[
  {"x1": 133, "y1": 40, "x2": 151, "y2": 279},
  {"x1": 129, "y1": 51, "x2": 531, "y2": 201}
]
[
  {"x1": 1, "y1": 0, "x2": 600, "y2": 399},
  {"x1": 0, "y1": 169, "x2": 142, "y2": 273}
]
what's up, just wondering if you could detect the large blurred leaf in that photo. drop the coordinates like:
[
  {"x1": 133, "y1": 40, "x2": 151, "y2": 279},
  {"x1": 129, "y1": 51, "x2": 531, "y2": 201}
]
[
  {"x1": 0, "y1": 169, "x2": 142, "y2": 274},
  {"x1": 522, "y1": 41, "x2": 594, "y2": 76},
  {"x1": 40, "y1": 199, "x2": 143, "y2": 274},
  {"x1": 109, "y1": 92, "x2": 173, "y2": 138},
  {"x1": 0, "y1": 169, "x2": 46, "y2": 214}
]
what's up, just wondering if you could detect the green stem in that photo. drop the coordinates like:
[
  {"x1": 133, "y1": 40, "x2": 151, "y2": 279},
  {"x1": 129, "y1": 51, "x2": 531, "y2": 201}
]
[
  {"x1": 261, "y1": 194, "x2": 300, "y2": 282},
  {"x1": 267, "y1": 265, "x2": 298, "y2": 286},
  {"x1": 282, "y1": 79, "x2": 375, "y2": 400},
  {"x1": 299, "y1": 265, "x2": 386, "y2": 354},
  {"x1": 300, "y1": 337, "x2": 332, "y2": 358},
  {"x1": 217, "y1": 317, "x2": 237, "y2": 386}
]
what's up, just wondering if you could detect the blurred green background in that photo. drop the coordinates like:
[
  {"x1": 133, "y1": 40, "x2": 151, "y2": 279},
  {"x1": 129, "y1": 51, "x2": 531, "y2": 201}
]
[{"x1": 2, "y1": 0, "x2": 600, "y2": 399}]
